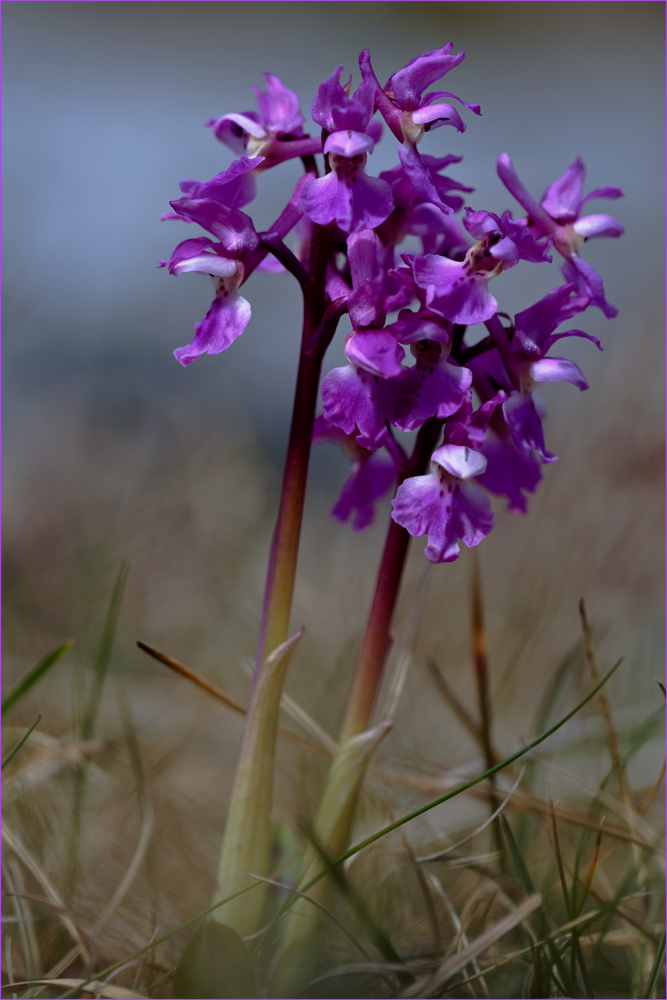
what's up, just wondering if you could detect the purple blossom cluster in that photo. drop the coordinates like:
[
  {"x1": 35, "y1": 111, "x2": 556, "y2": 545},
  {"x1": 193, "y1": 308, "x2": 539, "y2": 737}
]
[{"x1": 160, "y1": 48, "x2": 623, "y2": 564}]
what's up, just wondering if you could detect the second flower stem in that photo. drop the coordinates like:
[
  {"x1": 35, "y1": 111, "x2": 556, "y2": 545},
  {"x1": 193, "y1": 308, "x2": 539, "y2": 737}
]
[
  {"x1": 339, "y1": 417, "x2": 443, "y2": 743},
  {"x1": 253, "y1": 224, "x2": 330, "y2": 681}
]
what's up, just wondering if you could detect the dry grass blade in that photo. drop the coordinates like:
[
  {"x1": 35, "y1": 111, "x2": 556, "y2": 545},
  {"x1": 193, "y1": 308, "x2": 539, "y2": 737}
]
[
  {"x1": 276, "y1": 689, "x2": 338, "y2": 754},
  {"x1": 576, "y1": 823, "x2": 603, "y2": 917},
  {"x1": 638, "y1": 758, "x2": 666, "y2": 815},
  {"x1": 417, "y1": 769, "x2": 525, "y2": 863},
  {"x1": 579, "y1": 599, "x2": 634, "y2": 814},
  {"x1": 436, "y1": 906, "x2": 631, "y2": 995},
  {"x1": 90, "y1": 805, "x2": 154, "y2": 940},
  {"x1": 137, "y1": 640, "x2": 333, "y2": 757},
  {"x1": 427, "y1": 658, "x2": 483, "y2": 744},
  {"x1": 505, "y1": 788, "x2": 656, "y2": 848},
  {"x1": 400, "y1": 834, "x2": 442, "y2": 956},
  {"x1": 2, "y1": 854, "x2": 40, "y2": 990},
  {"x1": 425, "y1": 874, "x2": 492, "y2": 997},
  {"x1": 2, "y1": 825, "x2": 90, "y2": 962},
  {"x1": 401, "y1": 893, "x2": 542, "y2": 997},
  {"x1": 136, "y1": 640, "x2": 245, "y2": 713},
  {"x1": 85, "y1": 694, "x2": 155, "y2": 941},
  {"x1": 2, "y1": 735, "x2": 108, "y2": 803},
  {"x1": 0, "y1": 980, "x2": 148, "y2": 999}
]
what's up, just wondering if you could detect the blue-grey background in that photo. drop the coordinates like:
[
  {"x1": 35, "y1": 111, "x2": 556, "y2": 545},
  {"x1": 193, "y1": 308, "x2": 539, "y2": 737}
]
[{"x1": 2, "y1": 1, "x2": 664, "y2": 784}]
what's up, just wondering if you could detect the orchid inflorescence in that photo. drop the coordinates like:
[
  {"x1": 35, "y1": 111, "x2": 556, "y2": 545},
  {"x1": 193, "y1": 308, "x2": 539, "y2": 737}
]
[
  {"x1": 159, "y1": 44, "x2": 623, "y2": 988},
  {"x1": 160, "y1": 45, "x2": 622, "y2": 566}
]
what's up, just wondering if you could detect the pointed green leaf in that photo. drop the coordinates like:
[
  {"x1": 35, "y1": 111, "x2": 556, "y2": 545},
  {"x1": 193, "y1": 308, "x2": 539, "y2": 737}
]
[
  {"x1": 2, "y1": 715, "x2": 40, "y2": 768},
  {"x1": 213, "y1": 628, "x2": 303, "y2": 937},
  {"x1": 2, "y1": 641, "x2": 73, "y2": 718}
]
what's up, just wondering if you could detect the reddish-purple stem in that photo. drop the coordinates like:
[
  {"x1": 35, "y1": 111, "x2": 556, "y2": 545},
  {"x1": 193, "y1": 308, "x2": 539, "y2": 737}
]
[
  {"x1": 339, "y1": 417, "x2": 443, "y2": 742},
  {"x1": 253, "y1": 223, "x2": 330, "y2": 681}
]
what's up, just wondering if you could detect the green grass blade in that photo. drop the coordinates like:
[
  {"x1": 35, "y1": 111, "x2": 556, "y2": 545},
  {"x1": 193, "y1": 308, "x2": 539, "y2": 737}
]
[
  {"x1": 258, "y1": 656, "x2": 625, "y2": 952},
  {"x1": 501, "y1": 814, "x2": 535, "y2": 894},
  {"x1": 2, "y1": 641, "x2": 73, "y2": 718},
  {"x1": 643, "y1": 928, "x2": 665, "y2": 999},
  {"x1": 2, "y1": 716, "x2": 40, "y2": 769},
  {"x1": 66, "y1": 562, "x2": 129, "y2": 899},
  {"x1": 81, "y1": 561, "x2": 129, "y2": 741},
  {"x1": 501, "y1": 815, "x2": 580, "y2": 998},
  {"x1": 326, "y1": 656, "x2": 624, "y2": 877}
]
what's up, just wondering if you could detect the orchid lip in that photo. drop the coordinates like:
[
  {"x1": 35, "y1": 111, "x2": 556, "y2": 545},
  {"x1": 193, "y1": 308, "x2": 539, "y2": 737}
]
[{"x1": 431, "y1": 443, "x2": 487, "y2": 479}]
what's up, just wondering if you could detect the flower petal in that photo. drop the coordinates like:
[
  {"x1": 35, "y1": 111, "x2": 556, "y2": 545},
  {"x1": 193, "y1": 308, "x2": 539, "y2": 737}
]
[
  {"x1": 412, "y1": 254, "x2": 498, "y2": 325},
  {"x1": 530, "y1": 357, "x2": 589, "y2": 390},
  {"x1": 497, "y1": 153, "x2": 558, "y2": 237},
  {"x1": 388, "y1": 44, "x2": 466, "y2": 110},
  {"x1": 579, "y1": 185, "x2": 623, "y2": 208},
  {"x1": 170, "y1": 254, "x2": 240, "y2": 278},
  {"x1": 502, "y1": 392, "x2": 556, "y2": 463},
  {"x1": 570, "y1": 254, "x2": 618, "y2": 318},
  {"x1": 321, "y1": 364, "x2": 409, "y2": 449},
  {"x1": 397, "y1": 143, "x2": 453, "y2": 214},
  {"x1": 207, "y1": 112, "x2": 266, "y2": 153},
  {"x1": 331, "y1": 451, "x2": 396, "y2": 531},
  {"x1": 173, "y1": 293, "x2": 251, "y2": 366},
  {"x1": 325, "y1": 130, "x2": 375, "y2": 156},
  {"x1": 412, "y1": 103, "x2": 465, "y2": 133},
  {"x1": 251, "y1": 73, "x2": 304, "y2": 135},
  {"x1": 395, "y1": 351, "x2": 472, "y2": 430},
  {"x1": 540, "y1": 157, "x2": 585, "y2": 222},
  {"x1": 477, "y1": 430, "x2": 542, "y2": 514},
  {"x1": 168, "y1": 198, "x2": 260, "y2": 254},
  {"x1": 345, "y1": 331, "x2": 405, "y2": 379},
  {"x1": 572, "y1": 214, "x2": 624, "y2": 239},
  {"x1": 432, "y1": 443, "x2": 487, "y2": 479},
  {"x1": 391, "y1": 471, "x2": 493, "y2": 563},
  {"x1": 300, "y1": 169, "x2": 393, "y2": 234}
]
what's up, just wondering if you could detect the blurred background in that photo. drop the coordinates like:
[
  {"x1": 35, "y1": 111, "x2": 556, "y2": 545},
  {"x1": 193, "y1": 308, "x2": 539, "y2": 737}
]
[{"x1": 2, "y1": 1, "x2": 664, "y2": 969}]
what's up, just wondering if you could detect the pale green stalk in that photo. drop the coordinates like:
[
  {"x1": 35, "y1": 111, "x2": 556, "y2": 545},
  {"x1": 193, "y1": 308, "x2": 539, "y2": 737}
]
[
  {"x1": 275, "y1": 721, "x2": 392, "y2": 995},
  {"x1": 213, "y1": 629, "x2": 303, "y2": 936}
]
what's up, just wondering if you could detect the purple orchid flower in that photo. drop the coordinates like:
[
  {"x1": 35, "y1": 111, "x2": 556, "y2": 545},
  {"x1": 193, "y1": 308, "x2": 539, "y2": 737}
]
[
  {"x1": 406, "y1": 208, "x2": 552, "y2": 327},
  {"x1": 391, "y1": 443, "x2": 494, "y2": 563},
  {"x1": 320, "y1": 230, "x2": 410, "y2": 446},
  {"x1": 162, "y1": 156, "x2": 264, "y2": 224},
  {"x1": 377, "y1": 154, "x2": 474, "y2": 251},
  {"x1": 320, "y1": 360, "x2": 410, "y2": 450},
  {"x1": 447, "y1": 351, "x2": 543, "y2": 513},
  {"x1": 477, "y1": 283, "x2": 599, "y2": 461},
  {"x1": 497, "y1": 153, "x2": 623, "y2": 317},
  {"x1": 207, "y1": 73, "x2": 321, "y2": 167},
  {"x1": 381, "y1": 312, "x2": 473, "y2": 430},
  {"x1": 300, "y1": 66, "x2": 393, "y2": 234},
  {"x1": 406, "y1": 238, "x2": 503, "y2": 326},
  {"x1": 477, "y1": 421, "x2": 543, "y2": 514},
  {"x1": 463, "y1": 208, "x2": 552, "y2": 266},
  {"x1": 159, "y1": 234, "x2": 257, "y2": 366},
  {"x1": 160, "y1": 163, "x2": 307, "y2": 365},
  {"x1": 360, "y1": 46, "x2": 480, "y2": 212},
  {"x1": 313, "y1": 416, "x2": 396, "y2": 530}
]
